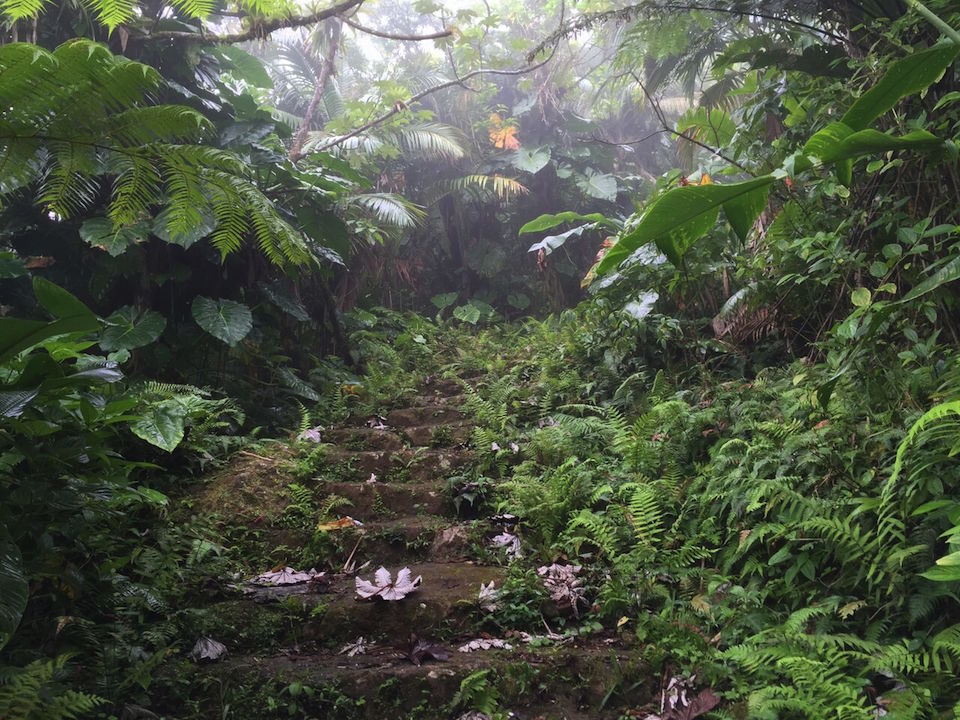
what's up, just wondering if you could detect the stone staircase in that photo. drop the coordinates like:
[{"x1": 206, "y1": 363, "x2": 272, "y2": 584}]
[{"x1": 190, "y1": 375, "x2": 650, "y2": 719}]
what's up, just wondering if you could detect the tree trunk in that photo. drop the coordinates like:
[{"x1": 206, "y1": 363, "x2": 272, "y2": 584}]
[{"x1": 289, "y1": 18, "x2": 342, "y2": 161}]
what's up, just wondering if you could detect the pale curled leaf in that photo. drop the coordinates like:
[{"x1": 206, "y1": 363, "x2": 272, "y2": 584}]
[
  {"x1": 339, "y1": 636, "x2": 371, "y2": 657},
  {"x1": 458, "y1": 638, "x2": 513, "y2": 652},
  {"x1": 538, "y1": 564, "x2": 586, "y2": 616},
  {"x1": 253, "y1": 566, "x2": 324, "y2": 586},
  {"x1": 190, "y1": 637, "x2": 227, "y2": 662},
  {"x1": 491, "y1": 531, "x2": 522, "y2": 560},
  {"x1": 355, "y1": 566, "x2": 422, "y2": 601},
  {"x1": 478, "y1": 581, "x2": 500, "y2": 612}
]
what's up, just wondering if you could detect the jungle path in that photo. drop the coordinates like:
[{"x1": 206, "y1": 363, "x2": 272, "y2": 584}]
[{"x1": 191, "y1": 373, "x2": 651, "y2": 719}]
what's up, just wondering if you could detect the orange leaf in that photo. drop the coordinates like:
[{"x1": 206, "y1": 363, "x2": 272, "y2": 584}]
[{"x1": 317, "y1": 517, "x2": 362, "y2": 532}]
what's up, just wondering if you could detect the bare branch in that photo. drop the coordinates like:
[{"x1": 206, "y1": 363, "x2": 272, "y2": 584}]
[
  {"x1": 296, "y1": 1, "x2": 565, "y2": 159},
  {"x1": 296, "y1": 50, "x2": 557, "y2": 159},
  {"x1": 137, "y1": 0, "x2": 364, "y2": 44},
  {"x1": 526, "y1": 1, "x2": 847, "y2": 60},
  {"x1": 340, "y1": 16, "x2": 451, "y2": 41}
]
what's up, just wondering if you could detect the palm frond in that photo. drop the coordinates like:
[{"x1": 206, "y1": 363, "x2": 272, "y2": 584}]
[{"x1": 345, "y1": 192, "x2": 426, "y2": 227}]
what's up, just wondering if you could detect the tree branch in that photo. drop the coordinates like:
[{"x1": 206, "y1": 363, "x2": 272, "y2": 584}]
[
  {"x1": 296, "y1": 44, "x2": 559, "y2": 159},
  {"x1": 296, "y1": 2, "x2": 565, "y2": 159},
  {"x1": 290, "y1": 18, "x2": 342, "y2": 160},
  {"x1": 137, "y1": 0, "x2": 364, "y2": 44},
  {"x1": 526, "y1": 1, "x2": 848, "y2": 60},
  {"x1": 340, "y1": 16, "x2": 451, "y2": 41}
]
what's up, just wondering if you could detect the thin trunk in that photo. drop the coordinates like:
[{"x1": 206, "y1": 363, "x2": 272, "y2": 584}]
[{"x1": 289, "y1": 18, "x2": 342, "y2": 161}]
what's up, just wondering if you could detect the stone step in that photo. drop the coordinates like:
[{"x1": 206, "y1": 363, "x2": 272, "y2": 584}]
[
  {"x1": 387, "y1": 405, "x2": 466, "y2": 428},
  {"x1": 206, "y1": 638, "x2": 650, "y2": 719},
  {"x1": 317, "y1": 448, "x2": 472, "y2": 484},
  {"x1": 208, "y1": 562, "x2": 505, "y2": 649},
  {"x1": 318, "y1": 481, "x2": 451, "y2": 518},
  {"x1": 400, "y1": 421, "x2": 473, "y2": 448},
  {"x1": 321, "y1": 517, "x2": 476, "y2": 566},
  {"x1": 323, "y1": 422, "x2": 473, "y2": 451},
  {"x1": 323, "y1": 427, "x2": 405, "y2": 452},
  {"x1": 417, "y1": 376, "x2": 464, "y2": 397}
]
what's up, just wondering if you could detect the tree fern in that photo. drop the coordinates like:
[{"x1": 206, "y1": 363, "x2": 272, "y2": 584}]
[{"x1": 0, "y1": 41, "x2": 313, "y2": 266}]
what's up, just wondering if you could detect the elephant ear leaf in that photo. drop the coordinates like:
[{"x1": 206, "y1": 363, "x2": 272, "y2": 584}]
[
  {"x1": 100, "y1": 307, "x2": 166, "y2": 351},
  {"x1": 191, "y1": 297, "x2": 253, "y2": 347},
  {"x1": 131, "y1": 400, "x2": 186, "y2": 452},
  {"x1": 596, "y1": 176, "x2": 774, "y2": 273}
]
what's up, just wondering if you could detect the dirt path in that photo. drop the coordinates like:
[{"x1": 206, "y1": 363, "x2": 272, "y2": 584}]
[{"x1": 188, "y1": 375, "x2": 650, "y2": 719}]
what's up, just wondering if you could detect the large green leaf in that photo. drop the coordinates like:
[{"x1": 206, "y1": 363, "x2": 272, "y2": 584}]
[
  {"x1": 675, "y1": 106, "x2": 736, "y2": 148},
  {"x1": 0, "y1": 252, "x2": 27, "y2": 278},
  {"x1": 213, "y1": 46, "x2": 274, "y2": 88},
  {"x1": 519, "y1": 211, "x2": 619, "y2": 234},
  {"x1": 0, "y1": 532, "x2": 27, "y2": 648},
  {"x1": 259, "y1": 282, "x2": 310, "y2": 322},
  {"x1": 596, "y1": 176, "x2": 776, "y2": 272},
  {"x1": 512, "y1": 147, "x2": 551, "y2": 174},
  {"x1": 527, "y1": 224, "x2": 594, "y2": 255},
  {"x1": 0, "y1": 279, "x2": 99, "y2": 363},
  {"x1": 152, "y1": 207, "x2": 217, "y2": 249},
  {"x1": 131, "y1": 400, "x2": 186, "y2": 452},
  {"x1": 723, "y1": 183, "x2": 771, "y2": 241},
  {"x1": 0, "y1": 389, "x2": 38, "y2": 418},
  {"x1": 842, "y1": 43, "x2": 960, "y2": 130},
  {"x1": 901, "y1": 255, "x2": 960, "y2": 302},
  {"x1": 100, "y1": 307, "x2": 167, "y2": 351},
  {"x1": 805, "y1": 122, "x2": 942, "y2": 166},
  {"x1": 452, "y1": 304, "x2": 481, "y2": 324},
  {"x1": 79, "y1": 218, "x2": 149, "y2": 257},
  {"x1": 33, "y1": 277, "x2": 96, "y2": 323},
  {"x1": 577, "y1": 172, "x2": 618, "y2": 202},
  {"x1": 191, "y1": 296, "x2": 253, "y2": 347}
]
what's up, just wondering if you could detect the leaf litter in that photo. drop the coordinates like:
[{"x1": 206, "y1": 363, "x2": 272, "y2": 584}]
[{"x1": 355, "y1": 566, "x2": 422, "y2": 600}]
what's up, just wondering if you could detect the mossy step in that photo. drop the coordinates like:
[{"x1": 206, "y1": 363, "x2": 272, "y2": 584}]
[
  {"x1": 400, "y1": 421, "x2": 473, "y2": 448},
  {"x1": 319, "y1": 480, "x2": 451, "y2": 516},
  {"x1": 306, "y1": 561, "x2": 504, "y2": 643},
  {"x1": 322, "y1": 423, "x2": 472, "y2": 450},
  {"x1": 386, "y1": 405, "x2": 466, "y2": 428},
  {"x1": 313, "y1": 516, "x2": 477, "y2": 566},
  {"x1": 207, "y1": 638, "x2": 651, "y2": 720},
  {"x1": 318, "y1": 448, "x2": 472, "y2": 483},
  {"x1": 323, "y1": 427, "x2": 405, "y2": 452}
]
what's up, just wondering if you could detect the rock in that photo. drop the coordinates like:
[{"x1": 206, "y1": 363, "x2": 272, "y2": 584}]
[{"x1": 430, "y1": 524, "x2": 471, "y2": 559}]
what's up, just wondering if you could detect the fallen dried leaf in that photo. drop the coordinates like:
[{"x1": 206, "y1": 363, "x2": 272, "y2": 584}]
[
  {"x1": 190, "y1": 637, "x2": 227, "y2": 662},
  {"x1": 252, "y1": 567, "x2": 325, "y2": 586},
  {"x1": 478, "y1": 581, "x2": 500, "y2": 612},
  {"x1": 538, "y1": 563, "x2": 586, "y2": 617},
  {"x1": 297, "y1": 426, "x2": 323, "y2": 443},
  {"x1": 458, "y1": 638, "x2": 512, "y2": 652},
  {"x1": 491, "y1": 531, "x2": 522, "y2": 560},
  {"x1": 408, "y1": 635, "x2": 449, "y2": 665},
  {"x1": 355, "y1": 566, "x2": 422, "y2": 600},
  {"x1": 339, "y1": 636, "x2": 372, "y2": 657},
  {"x1": 316, "y1": 516, "x2": 363, "y2": 532}
]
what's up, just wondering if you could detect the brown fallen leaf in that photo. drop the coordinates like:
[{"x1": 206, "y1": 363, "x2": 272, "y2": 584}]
[{"x1": 407, "y1": 634, "x2": 449, "y2": 665}]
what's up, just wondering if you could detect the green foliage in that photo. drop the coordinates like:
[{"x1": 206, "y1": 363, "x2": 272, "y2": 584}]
[
  {"x1": 0, "y1": 40, "x2": 312, "y2": 266},
  {"x1": 191, "y1": 297, "x2": 254, "y2": 347},
  {"x1": 0, "y1": 656, "x2": 103, "y2": 720}
]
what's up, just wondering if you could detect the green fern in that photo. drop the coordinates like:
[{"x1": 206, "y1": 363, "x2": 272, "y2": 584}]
[
  {"x1": 0, "y1": 41, "x2": 311, "y2": 266},
  {"x1": 0, "y1": 656, "x2": 102, "y2": 720}
]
